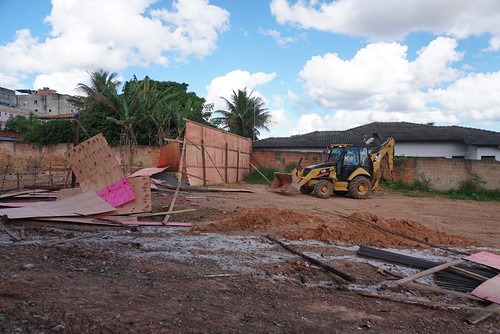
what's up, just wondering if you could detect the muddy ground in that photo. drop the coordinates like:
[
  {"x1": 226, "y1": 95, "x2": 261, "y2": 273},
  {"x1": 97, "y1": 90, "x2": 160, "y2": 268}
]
[{"x1": 0, "y1": 184, "x2": 499, "y2": 333}]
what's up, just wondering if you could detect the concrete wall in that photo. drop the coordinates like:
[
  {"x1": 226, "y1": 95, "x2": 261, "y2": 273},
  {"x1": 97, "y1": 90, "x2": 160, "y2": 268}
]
[
  {"x1": 17, "y1": 89, "x2": 76, "y2": 116},
  {"x1": 252, "y1": 149, "x2": 500, "y2": 190}
]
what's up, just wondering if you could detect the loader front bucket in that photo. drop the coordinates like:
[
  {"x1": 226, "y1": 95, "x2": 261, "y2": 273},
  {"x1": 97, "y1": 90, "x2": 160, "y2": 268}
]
[{"x1": 270, "y1": 172, "x2": 299, "y2": 193}]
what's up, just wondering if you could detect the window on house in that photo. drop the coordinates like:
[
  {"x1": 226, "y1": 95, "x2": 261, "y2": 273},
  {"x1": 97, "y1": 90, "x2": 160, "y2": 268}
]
[
  {"x1": 48, "y1": 109, "x2": 52, "y2": 113},
  {"x1": 452, "y1": 156, "x2": 465, "y2": 159},
  {"x1": 481, "y1": 156, "x2": 495, "y2": 161},
  {"x1": 34, "y1": 100, "x2": 37, "y2": 105}
]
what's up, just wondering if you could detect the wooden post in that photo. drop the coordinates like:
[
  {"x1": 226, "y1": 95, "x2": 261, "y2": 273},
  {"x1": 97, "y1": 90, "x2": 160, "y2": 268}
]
[
  {"x1": 386, "y1": 259, "x2": 465, "y2": 287},
  {"x1": 49, "y1": 164, "x2": 53, "y2": 187},
  {"x1": 225, "y1": 143, "x2": 229, "y2": 183},
  {"x1": 201, "y1": 139, "x2": 207, "y2": 187},
  {"x1": 163, "y1": 138, "x2": 187, "y2": 224},
  {"x1": 17, "y1": 172, "x2": 20, "y2": 190},
  {"x1": 236, "y1": 149, "x2": 240, "y2": 183}
]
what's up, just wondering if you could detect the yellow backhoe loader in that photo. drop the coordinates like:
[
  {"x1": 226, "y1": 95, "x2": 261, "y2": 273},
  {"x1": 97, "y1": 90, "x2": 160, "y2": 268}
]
[{"x1": 271, "y1": 135, "x2": 395, "y2": 199}]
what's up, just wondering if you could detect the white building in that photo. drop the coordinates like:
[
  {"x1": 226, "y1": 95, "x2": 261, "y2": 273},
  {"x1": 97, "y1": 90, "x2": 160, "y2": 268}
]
[{"x1": 253, "y1": 122, "x2": 500, "y2": 161}]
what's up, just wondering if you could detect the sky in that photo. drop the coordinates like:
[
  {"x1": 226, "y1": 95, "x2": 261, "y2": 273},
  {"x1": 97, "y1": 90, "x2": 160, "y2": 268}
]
[{"x1": 1, "y1": 0, "x2": 500, "y2": 139}]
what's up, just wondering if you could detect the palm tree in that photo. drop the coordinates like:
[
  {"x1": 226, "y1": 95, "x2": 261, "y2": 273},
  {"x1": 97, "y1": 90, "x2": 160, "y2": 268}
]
[
  {"x1": 214, "y1": 88, "x2": 272, "y2": 140},
  {"x1": 76, "y1": 70, "x2": 148, "y2": 172}
]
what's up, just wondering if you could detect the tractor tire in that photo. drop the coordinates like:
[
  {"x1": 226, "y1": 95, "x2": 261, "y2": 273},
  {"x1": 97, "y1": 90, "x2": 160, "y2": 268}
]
[
  {"x1": 300, "y1": 186, "x2": 313, "y2": 194},
  {"x1": 348, "y1": 176, "x2": 371, "y2": 199},
  {"x1": 312, "y1": 180, "x2": 333, "y2": 199}
]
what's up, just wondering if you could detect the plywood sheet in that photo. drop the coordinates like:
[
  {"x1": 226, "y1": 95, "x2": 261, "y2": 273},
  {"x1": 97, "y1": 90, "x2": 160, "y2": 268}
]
[
  {"x1": 157, "y1": 140, "x2": 181, "y2": 170},
  {"x1": 66, "y1": 133, "x2": 135, "y2": 207},
  {"x1": 465, "y1": 251, "x2": 500, "y2": 270},
  {"x1": 111, "y1": 176, "x2": 152, "y2": 215},
  {"x1": 0, "y1": 191, "x2": 116, "y2": 219},
  {"x1": 130, "y1": 167, "x2": 167, "y2": 178},
  {"x1": 184, "y1": 119, "x2": 251, "y2": 186},
  {"x1": 57, "y1": 187, "x2": 83, "y2": 200},
  {"x1": 471, "y1": 274, "x2": 500, "y2": 304}
]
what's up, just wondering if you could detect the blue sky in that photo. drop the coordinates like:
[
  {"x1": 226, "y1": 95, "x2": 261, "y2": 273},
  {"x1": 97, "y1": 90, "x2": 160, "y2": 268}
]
[{"x1": 1, "y1": 0, "x2": 500, "y2": 138}]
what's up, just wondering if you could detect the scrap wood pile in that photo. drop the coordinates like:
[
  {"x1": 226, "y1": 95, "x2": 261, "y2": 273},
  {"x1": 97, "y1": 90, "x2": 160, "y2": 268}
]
[
  {"x1": 0, "y1": 134, "x2": 191, "y2": 229},
  {"x1": 360, "y1": 247, "x2": 500, "y2": 324}
]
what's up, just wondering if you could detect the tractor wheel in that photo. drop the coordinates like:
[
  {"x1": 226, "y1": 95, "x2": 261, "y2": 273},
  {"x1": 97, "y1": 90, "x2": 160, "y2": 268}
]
[
  {"x1": 312, "y1": 180, "x2": 333, "y2": 199},
  {"x1": 300, "y1": 186, "x2": 313, "y2": 194},
  {"x1": 348, "y1": 176, "x2": 371, "y2": 199}
]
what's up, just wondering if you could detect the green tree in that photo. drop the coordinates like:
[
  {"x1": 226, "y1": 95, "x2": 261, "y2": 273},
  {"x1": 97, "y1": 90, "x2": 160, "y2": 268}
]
[
  {"x1": 74, "y1": 70, "x2": 122, "y2": 144},
  {"x1": 5, "y1": 114, "x2": 36, "y2": 133},
  {"x1": 22, "y1": 119, "x2": 73, "y2": 144},
  {"x1": 213, "y1": 88, "x2": 272, "y2": 140}
]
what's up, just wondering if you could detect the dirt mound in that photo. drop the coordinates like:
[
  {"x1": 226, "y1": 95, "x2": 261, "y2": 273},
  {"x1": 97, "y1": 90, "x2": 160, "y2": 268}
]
[{"x1": 196, "y1": 208, "x2": 479, "y2": 248}]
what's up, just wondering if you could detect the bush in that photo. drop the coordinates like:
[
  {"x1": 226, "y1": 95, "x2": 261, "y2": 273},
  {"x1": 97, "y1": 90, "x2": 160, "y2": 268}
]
[
  {"x1": 245, "y1": 166, "x2": 282, "y2": 184},
  {"x1": 284, "y1": 161, "x2": 299, "y2": 172}
]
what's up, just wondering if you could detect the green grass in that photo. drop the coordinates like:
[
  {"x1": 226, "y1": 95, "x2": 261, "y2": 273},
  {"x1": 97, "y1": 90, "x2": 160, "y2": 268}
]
[
  {"x1": 244, "y1": 166, "x2": 283, "y2": 184},
  {"x1": 382, "y1": 180, "x2": 500, "y2": 201}
]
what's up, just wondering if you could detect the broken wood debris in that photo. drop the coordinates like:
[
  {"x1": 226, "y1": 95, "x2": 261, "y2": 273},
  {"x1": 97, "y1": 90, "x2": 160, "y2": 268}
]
[
  {"x1": 266, "y1": 235, "x2": 355, "y2": 283},
  {"x1": 0, "y1": 133, "x2": 193, "y2": 229},
  {"x1": 361, "y1": 246, "x2": 500, "y2": 323}
]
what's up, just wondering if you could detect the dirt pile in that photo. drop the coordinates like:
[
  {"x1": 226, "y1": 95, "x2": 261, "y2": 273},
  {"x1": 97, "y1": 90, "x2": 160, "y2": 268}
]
[{"x1": 196, "y1": 208, "x2": 479, "y2": 248}]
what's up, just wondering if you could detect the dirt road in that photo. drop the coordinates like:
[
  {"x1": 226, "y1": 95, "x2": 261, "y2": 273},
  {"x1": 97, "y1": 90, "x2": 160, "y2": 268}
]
[{"x1": 0, "y1": 185, "x2": 499, "y2": 333}]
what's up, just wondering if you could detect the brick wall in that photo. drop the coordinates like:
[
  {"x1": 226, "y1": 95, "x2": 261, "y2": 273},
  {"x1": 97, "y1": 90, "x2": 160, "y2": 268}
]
[
  {"x1": 251, "y1": 150, "x2": 323, "y2": 171},
  {"x1": 0, "y1": 141, "x2": 160, "y2": 170},
  {"x1": 253, "y1": 149, "x2": 500, "y2": 190}
]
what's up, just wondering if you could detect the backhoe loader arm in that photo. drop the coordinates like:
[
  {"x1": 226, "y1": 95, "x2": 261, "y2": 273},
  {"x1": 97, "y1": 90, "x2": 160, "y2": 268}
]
[{"x1": 369, "y1": 137, "x2": 395, "y2": 190}]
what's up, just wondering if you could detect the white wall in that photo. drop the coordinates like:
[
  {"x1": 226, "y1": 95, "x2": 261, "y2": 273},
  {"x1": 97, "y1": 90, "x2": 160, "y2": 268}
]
[{"x1": 279, "y1": 142, "x2": 499, "y2": 161}]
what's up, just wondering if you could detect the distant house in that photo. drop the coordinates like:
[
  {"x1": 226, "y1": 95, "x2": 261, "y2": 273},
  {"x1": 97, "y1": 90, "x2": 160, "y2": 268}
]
[
  {"x1": 15, "y1": 87, "x2": 77, "y2": 116},
  {"x1": 0, "y1": 106, "x2": 30, "y2": 131},
  {"x1": 253, "y1": 122, "x2": 500, "y2": 161}
]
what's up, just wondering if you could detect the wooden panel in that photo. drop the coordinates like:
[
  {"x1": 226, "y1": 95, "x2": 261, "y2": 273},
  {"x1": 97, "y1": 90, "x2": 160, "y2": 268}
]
[
  {"x1": 157, "y1": 140, "x2": 181, "y2": 170},
  {"x1": 111, "y1": 176, "x2": 152, "y2": 215},
  {"x1": 66, "y1": 133, "x2": 135, "y2": 207},
  {"x1": 0, "y1": 191, "x2": 116, "y2": 219},
  {"x1": 184, "y1": 120, "x2": 251, "y2": 186},
  {"x1": 465, "y1": 251, "x2": 500, "y2": 270},
  {"x1": 471, "y1": 275, "x2": 500, "y2": 304},
  {"x1": 57, "y1": 187, "x2": 82, "y2": 200}
]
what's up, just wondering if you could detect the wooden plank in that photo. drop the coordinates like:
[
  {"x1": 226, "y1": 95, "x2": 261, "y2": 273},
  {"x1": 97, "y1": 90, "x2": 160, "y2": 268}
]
[
  {"x1": 0, "y1": 191, "x2": 116, "y2": 219},
  {"x1": 386, "y1": 259, "x2": 466, "y2": 287},
  {"x1": 37, "y1": 216, "x2": 191, "y2": 227},
  {"x1": 465, "y1": 251, "x2": 500, "y2": 270},
  {"x1": 471, "y1": 274, "x2": 500, "y2": 304},
  {"x1": 266, "y1": 235, "x2": 355, "y2": 283},
  {"x1": 163, "y1": 138, "x2": 187, "y2": 223}
]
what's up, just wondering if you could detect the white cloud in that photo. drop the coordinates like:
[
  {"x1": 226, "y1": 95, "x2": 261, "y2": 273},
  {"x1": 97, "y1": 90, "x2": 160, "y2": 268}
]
[
  {"x1": 270, "y1": 0, "x2": 500, "y2": 47},
  {"x1": 259, "y1": 28, "x2": 297, "y2": 46},
  {"x1": 289, "y1": 36, "x2": 500, "y2": 135},
  {"x1": 0, "y1": 0, "x2": 229, "y2": 93},
  {"x1": 429, "y1": 72, "x2": 500, "y2": 122},
  {"x1": 205, "y1": 70, "x2": 276, "y2": 111},
  {"x1": 289, "y1": 113, "x2": 327, "y2": 135},
  {"x1": 33, "y1": 70, "x2": 91, "y2": 96}
]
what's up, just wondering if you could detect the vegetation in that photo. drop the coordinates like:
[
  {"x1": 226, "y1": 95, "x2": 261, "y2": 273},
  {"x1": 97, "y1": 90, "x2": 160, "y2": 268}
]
[
  {"x1": 75, "y1": 70, "x2": 212, "y2": 147},
  {"x1": 244, "y1": 166, "x2": 281, "y2": 184},
  {"x1": 212, "y1": 88, "x2": 272, "y2": 140},
  {"x1": 382, "y1": 176, "x2": 499, "y2": 201},
  {"x1": 5, "y1": 114, "x2": 37, "y2": 133},
  {"x1": 22, "y1": 119, "x2": 73, "y2": 144}
]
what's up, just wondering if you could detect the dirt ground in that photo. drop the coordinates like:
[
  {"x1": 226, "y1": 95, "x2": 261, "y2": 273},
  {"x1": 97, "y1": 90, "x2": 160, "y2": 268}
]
[{"x1": 0, "y1": 184, "x2": 499, "y2": 333}]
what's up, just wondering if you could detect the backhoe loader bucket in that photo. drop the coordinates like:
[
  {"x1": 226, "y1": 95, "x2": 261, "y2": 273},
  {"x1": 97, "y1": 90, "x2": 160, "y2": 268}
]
[{"x1": 270, "y1": 172, "x2": 299, "y2": 193}]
